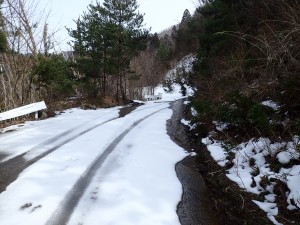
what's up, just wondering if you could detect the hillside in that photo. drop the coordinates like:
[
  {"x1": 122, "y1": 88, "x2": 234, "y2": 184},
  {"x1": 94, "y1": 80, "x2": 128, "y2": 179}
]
[{"x1": 171, "y1": 1, "x2": 300, "y2": 225}]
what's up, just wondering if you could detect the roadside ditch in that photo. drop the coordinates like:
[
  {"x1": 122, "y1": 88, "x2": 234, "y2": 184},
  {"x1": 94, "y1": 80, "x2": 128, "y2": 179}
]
[
  {"x1": 167, "y1": 99, "x2": 221, "y2": 225},
  {"x1": 167, "y1": 99, "x2": 274, "y2": 225}
]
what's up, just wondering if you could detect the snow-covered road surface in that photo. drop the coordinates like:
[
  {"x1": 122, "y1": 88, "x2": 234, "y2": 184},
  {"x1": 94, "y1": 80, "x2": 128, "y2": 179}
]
[
  {"x1": 0, "y1": 101, "x2": 187, "y2": 225},
  {"x1": 0, "y1": 107, "x2": 120, "y2": 163}
]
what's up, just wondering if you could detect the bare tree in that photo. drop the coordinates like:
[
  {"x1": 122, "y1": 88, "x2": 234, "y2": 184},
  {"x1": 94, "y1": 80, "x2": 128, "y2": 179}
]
[
  {"x1": 129, "y1": 49, "x2": 167, "y2": 100},
  {"x1": 0, "y1": 0, "x2": 52, "y2": 110},
  {"x1": 3, "y1": 0, "x2": 51, "y2": 54}
]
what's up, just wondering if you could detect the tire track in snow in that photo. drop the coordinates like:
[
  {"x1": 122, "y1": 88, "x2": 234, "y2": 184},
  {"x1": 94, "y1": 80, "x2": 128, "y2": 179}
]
[
  {"x1": 0, "y1": 115, "x2": 118, "y2": 164},
  {"x1": 0, "y1": 103, "x2": 166, "y2": 193},
  {"x1": 45, "y1": 107, "x2": 168, "y2": 225},
  {"x1": 0, "y1": 117, "x2": 117, "y2": 193},
  {"x1": 0, "y1": 103, "x2": 162, "y2": 165}
]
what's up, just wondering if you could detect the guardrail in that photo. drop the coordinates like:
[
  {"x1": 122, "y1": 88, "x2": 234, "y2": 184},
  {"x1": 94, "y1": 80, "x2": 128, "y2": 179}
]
[
  {"x1": 0, "y1": 101, "x2": 47, "y2": 121},
  {"x1": 144, "y1": 93, "x2": 162, "y2": 101}
]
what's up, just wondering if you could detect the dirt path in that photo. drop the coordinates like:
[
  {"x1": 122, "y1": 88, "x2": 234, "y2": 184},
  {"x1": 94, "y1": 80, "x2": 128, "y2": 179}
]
[{"x1": 167, "y1": 99, "x2": 221, "y2": 225}]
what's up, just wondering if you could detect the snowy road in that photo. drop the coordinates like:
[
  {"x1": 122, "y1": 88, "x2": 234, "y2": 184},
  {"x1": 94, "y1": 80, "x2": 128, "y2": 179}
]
[{"x1": 0, "y1": 101, "x2": 187, "y2": 225}]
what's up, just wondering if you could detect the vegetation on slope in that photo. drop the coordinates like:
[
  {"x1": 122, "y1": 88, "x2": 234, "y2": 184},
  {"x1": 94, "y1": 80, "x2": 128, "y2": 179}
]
[
  {"x1": 190, "y1": 0, "x2": 300, "y2": 140},
  {"x1": 177, "y1": 1, "x2": 300, "y2": 224}
]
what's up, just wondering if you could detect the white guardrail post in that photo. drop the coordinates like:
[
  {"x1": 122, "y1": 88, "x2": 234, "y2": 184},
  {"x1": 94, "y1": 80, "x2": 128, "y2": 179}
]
[
  {"x1": 0, "y1": 101, "x2": 47, "y2": 121},
  {"x1": 144, "y1": 93, "x2": 162, "y2": 101}
]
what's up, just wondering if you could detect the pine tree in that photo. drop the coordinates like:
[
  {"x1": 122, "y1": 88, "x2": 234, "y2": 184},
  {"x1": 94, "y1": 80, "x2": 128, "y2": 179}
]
[
  {"x1": 102, "y1": 0, "x2": 147, "y2": 101},
  {"x1": 181, "y1": 9, "x2": 191, "y2": 23},
  {"x1": 70, "y1": 2, "x2": 120, "y2": 97},
  {"x1": 69, "y1": 0, "x2": 148, "y2": 101}
]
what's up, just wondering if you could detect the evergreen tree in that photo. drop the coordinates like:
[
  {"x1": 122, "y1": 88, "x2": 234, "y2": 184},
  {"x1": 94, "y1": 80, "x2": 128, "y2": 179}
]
[
  {"x1": 69, "y1": 0, "x2": 148, "y2": 101},
  {"x1": 174, "y1": 10, "x2": 201, "y2": 57},
  {"x1": 156, "y1": 42, "x2": 171, "y2": 62},
  {"x1": 32, "y1": 54, "x2": 74, "y2": 102},
  {"x1": 181, "y1": 9, "x2": 191, "y2": 23},
  {"x1": 149, "y1": 33, "x2": 160, "y2": 50},
  {"x1": 102, "y1": 0, "x2": 148, "y2": 101}
]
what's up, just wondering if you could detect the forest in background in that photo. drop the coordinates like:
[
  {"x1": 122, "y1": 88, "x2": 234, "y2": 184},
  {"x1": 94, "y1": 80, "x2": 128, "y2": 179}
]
[{"x1": 0, "y1": 0, "x2": 192, "y2": 112}]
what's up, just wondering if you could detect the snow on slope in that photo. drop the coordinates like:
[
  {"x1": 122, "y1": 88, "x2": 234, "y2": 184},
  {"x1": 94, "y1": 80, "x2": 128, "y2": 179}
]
[
  {"x1": 144, "y1": 54, "x2": 195, "y2": 102},
  {"x1": 202, "y1": 135, "x2": 300, "y2": 225}
]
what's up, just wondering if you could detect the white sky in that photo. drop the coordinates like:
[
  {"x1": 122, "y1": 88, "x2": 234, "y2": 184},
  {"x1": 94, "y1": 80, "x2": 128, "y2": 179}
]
[{"x1": 40, "y1": 0, "x2": 197, "y2": 51}]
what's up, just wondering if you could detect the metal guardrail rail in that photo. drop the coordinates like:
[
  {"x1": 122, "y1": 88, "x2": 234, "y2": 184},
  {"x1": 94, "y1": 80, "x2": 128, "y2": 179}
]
[{"x1": 0, "y1": 101, "x2": 47, "y2": 121}]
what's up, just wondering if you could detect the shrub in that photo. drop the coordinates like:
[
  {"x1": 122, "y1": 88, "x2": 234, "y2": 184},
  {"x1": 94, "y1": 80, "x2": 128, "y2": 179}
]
[
  {"x1": 32, "y1": 55, "x2": 74, "y2": 101},
  {"x1": 247, "y1": 104, "x2": 270, "y2": 130}
]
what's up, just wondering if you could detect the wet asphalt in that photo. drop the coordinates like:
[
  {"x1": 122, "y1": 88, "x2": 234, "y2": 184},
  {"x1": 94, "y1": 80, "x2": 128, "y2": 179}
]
[{"x1": 167, "y1": 99, "x2": 222, "y2": 225}]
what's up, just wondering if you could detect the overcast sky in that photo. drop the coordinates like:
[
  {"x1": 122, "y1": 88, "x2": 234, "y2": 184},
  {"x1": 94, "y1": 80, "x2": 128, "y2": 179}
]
[{"x1": 41, "y1": 0, "x2": 197, "y2": 51}]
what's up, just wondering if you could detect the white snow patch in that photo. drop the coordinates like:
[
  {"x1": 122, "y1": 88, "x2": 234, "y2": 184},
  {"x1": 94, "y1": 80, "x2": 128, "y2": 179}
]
[
  {"x1": 253, "y1": 201, "x2": 282, "y2": 225},
  {"x1": 0, "y1": 124, "x2": 25, "y2": 133},
  {"x1": 281, "y1": 165, "x2": 300, "y2": 210},
  {"x1": 191, "y1": 107, "x2": 198, "y2": 117},
  {"x1": 180, "y1": 119, "x2": 195, "y2": 130},
  {"x1": 190, "y1": 152, "x2": 197, "y2": 156},
  {"x1": 181, "y1": 119, "x2": 190, "y2": 126},
  {"x1": 202, "y1": 137, "x2": 228, "y2": 166},
  {"x1": 132, "y1": 100, "x2": 144, "y2": 104},
  {"x1": 157, "y1": 55, "x2": 196, "y2": 100},
  {"x1": 265, "y1": 194, "x2": 276, "y2": 203},
  {"x1": 203, "y1": 134, "x2": 300, "y2": 224},
  {"x1": 154, "y1": 84, "x2": 186, "y2": 101},
  {"x1": 277, "y1": 152, "x2": 291, "y2": 164},
  {"x1": 261, "y1": 100, "x2": 280, "y2": 111},
  {"x1": 213, "y1": 121, "x2": 228, "y2": 132}
]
